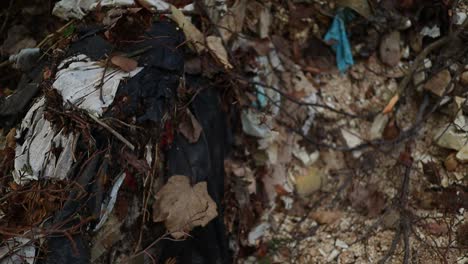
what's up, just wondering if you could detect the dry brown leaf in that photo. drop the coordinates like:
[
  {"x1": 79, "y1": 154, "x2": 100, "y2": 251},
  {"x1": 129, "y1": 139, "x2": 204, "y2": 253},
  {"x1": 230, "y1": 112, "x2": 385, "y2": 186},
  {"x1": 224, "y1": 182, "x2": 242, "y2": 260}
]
[
  {"x1": 382, "y1": 117, "x2": 400, "y2": 140},
  {"x1": 178, "y1": 109, "x2": 203, "y2": 143},
  {"x1": 217, "y1": 0, "x2": 247, "y2": 42},
  {"x1": 170, "y1": 5, "x2": 205, "y2": 53},
  {"x1": 43, "y1": 67, "x2": 52, "y2": 80},
  {"x1": 110, "y1": 55, "x2": 138, "y2": 72},
  {"x1": 337, "y1": 0, "x2": 371, "y2": 18},
  {"x1": 170, "y1": 5, "x2": 232, "y2": 69},
  {"x1": 206, "y1": 36, "x2": 233, "y2": 69},
  {"x1": 6, "y1": 128, "x2": 16, "y2": 148},
  {"x1": 153, "y1": 175, "x2": 218, "y2": 238}
]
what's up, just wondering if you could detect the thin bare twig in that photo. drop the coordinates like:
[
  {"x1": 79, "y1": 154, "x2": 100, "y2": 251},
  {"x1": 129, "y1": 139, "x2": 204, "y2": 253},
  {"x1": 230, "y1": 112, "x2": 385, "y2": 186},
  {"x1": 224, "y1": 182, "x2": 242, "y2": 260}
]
[{"x1": 87, "y1": 113, "x2": 135, "y2": 151}]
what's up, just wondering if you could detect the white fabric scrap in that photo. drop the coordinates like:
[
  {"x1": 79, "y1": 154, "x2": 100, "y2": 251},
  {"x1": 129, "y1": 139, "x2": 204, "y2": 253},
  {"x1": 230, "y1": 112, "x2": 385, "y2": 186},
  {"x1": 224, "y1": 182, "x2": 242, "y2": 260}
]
[
  {"x1": 53, "y1": 55, "x2": 142, "y2": 116},
  {"x1": 52, "y1": 0, "x2": 188, "y2": 20},
  {"x1": 301, "y1": 93, "x2": 317, "y2": 134},
  {"x1": 421, "y1": 25, "x2": 440, "y2": 38},
  {"x1": 13, "y1": 98, "x2": 77, "y2": 185},
  {"x1": 52, "y1": 0, "x2": 96, "y2": 20},
  {"x1": 94, "y1": 172, "x2": 127, "y2": 231},
  {"x1": 0, "y1": 237, "x2": 35, "y2": 264},
  {"x1": 241, "y1": 109, "x2": 274, "y2": 138},
  {"x1": 247, "y1": 222, "x2": 270, "y2": 246}
]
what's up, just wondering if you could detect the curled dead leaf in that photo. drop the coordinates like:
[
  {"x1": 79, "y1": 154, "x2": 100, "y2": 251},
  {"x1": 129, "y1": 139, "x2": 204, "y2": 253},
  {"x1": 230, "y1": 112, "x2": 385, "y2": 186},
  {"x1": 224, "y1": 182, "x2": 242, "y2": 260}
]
[
  {"x1": 206, "y1": 36, "x2": 233, "y2": 69},
  {"x1": 153, "y1": 175, "x2": 218, "y2": 238},
  {"x1": 170, "y1": 5, "x2": 205, "y2": 52},
  {"x1": 337, "y1": 0, "x2": 371, "y2": 18},
  {"x1": 382, "y1": 117, "x2": 400, "y2": 140},
  {"x1": 178, "y1": 109, "x2": 203, "y2": 143},
  {"x1": 6, "y1": 128, "x2": 16, "y2": 148},
  {"x1": 170, "y1": 5, "x2": 232, "y2": 69},
  {"x1": 110, "y1": 55, "x2": 138, "y2": 72}
]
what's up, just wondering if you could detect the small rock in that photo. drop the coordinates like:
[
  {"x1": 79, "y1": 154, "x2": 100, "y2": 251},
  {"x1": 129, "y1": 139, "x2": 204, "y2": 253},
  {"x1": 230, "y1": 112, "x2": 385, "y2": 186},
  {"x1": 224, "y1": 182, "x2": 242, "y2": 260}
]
[
  {"x1": 455, "y1": 12, "x2": 467, "y2": 25},
  {"x1": 338, "y1": 250, "x2": 356, "y2": 264},
  {"x1": 0, "y1": 25, "x2": 37, "y2": 56},
  {"x1": 434, "y1": 125, "x2": 467, "y2": 150},
  {"x1": 424, "y1": 59, "x2": 432, "y2": 69},
  {"x1": 294, "y1": 166, "x2": 325, "y2": 197},
  {"x1": 247, "y1": 222, "x2": 270, "y2": 246},
  {"x1": 341, "y1": 129, "x2": 363, "y2": 158},
  {"x1": 370, "y1": 113, "x2": 389, "y2": 140},
  {"x1": 310, "y1": 210, "x2": 342, "y2": 225},
  {"x1": 327, "y1": 249, "x2": 340, "y2": 262},
  {"x1": 454, "y1": 172, "x2": 464, "y2": 181},
  {"x1": 402, "y1": 45, "x2": 410, "y2": 59},
  {"x1": 425, "y1": 222, "x2": 449, "y2": 235},
  {"x1": 456, "y1": 144, "x2": 468, "y2": 162},
  {"x1": 444, "y1": 153, "x2": 459, "y2": 171},
  {"x1": 335, "y1": 239, "x2": 349, "y2": 249},
  {"x1": 460, "y1": 71, "x2": 468, "y2": 86},
  {"x1": 413, "y1": 71, "x2": 426, "y2": 87},
  {"x1": 382, "y1": 209, "x2": 400, "y2": 229},
  {"x1": 421, "y1": 25, "x2": 441, "y2": 38},
  {"x1": 380, "y1": 31, "x2": 401, "y2": 67},
  {"x1": 424, "y1": 69, "x2": 451, "y2": 97},
  {"x1": 450, "y1": 63, "x2": 459, "y2": 72},
  {"x1": 409, "y1": 30, "x2": 423, "y2": 53}
]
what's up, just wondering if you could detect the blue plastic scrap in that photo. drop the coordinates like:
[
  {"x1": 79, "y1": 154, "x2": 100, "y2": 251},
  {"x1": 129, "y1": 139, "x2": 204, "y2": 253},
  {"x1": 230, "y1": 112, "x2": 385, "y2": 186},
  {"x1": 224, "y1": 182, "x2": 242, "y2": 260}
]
[{"x1": 324, "y1": 9, "x2": 354, "y2": 72}]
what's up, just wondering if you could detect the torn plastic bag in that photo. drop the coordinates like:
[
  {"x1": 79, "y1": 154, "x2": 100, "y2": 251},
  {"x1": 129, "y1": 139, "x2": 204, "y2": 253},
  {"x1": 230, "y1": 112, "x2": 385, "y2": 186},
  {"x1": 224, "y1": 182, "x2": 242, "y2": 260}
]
[
  {"x1": 0, "y1": 68, "x2": 44, "y2": 129},
  {"x1": 324, "y1": 8, "x2": 355, "y2": 72},
  {"x1": 43, "y1": 154, "x2": 101, "y2": 264},
  {"x1": 13, "y1": 97, "x2": 77, "y2": 184},
  {"x1": 0, "y1": 237, "x2": 35, "y2": 264},
  {"x1": 160, "y1": 76, "x2": 231, "y2": 264}
]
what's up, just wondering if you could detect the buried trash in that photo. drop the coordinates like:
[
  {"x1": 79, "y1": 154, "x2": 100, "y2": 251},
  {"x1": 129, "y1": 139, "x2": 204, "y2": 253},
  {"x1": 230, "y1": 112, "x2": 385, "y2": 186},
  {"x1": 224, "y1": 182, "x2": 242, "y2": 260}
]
[
  {"x1": 2, "y1": 0, "x2": 468, "y2": 263},
  {"x1": 1, "y1": 15, "x2": 230, "y2": 263}
]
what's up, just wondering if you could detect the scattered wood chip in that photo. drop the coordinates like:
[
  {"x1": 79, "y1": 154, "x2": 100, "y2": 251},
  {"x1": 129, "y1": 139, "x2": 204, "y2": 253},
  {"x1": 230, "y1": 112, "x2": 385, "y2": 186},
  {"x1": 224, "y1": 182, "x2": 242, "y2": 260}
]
[
  {"x1": 178, "y1": 109, "x2": 203, "y2": 143},
  {"x1": 110, "y1": 55, "x2": 138, "y2": 72},
  {"x1": 153, "y1": 175, "x2": 218, "y2": 238},
  {"x1": 382, "y1": 94, "x2": 399, "y2": 114}
]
